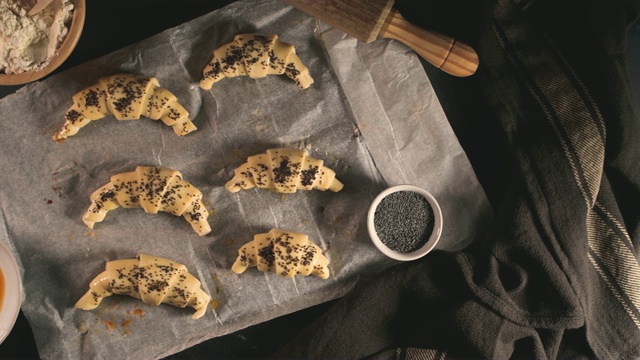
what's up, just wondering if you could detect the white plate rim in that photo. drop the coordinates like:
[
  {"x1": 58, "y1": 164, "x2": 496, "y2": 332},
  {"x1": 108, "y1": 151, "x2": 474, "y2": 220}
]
[{"x1": 0, "y1": 240, "x2": 22, "y2": 345}]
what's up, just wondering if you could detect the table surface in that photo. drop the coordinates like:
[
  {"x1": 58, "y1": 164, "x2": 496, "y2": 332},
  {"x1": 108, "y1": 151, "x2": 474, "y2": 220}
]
[{"x1": 1, "y1": 1, "x2": 639, "y2": 358}]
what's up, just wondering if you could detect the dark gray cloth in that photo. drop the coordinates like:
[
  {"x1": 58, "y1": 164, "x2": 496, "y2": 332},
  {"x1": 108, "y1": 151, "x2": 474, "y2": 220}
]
[{"x1": 273, "y1": 0, "x2": 640, "y2": 358}]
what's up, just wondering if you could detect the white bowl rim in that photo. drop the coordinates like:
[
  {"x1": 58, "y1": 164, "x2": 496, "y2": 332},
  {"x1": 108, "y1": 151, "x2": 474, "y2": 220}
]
[
  {"x1": 0, "y1": 240, "x2": 22, "y2": 345},
  {"x1": 367, "y1": 184, "x2": 443, "y2": 261}
]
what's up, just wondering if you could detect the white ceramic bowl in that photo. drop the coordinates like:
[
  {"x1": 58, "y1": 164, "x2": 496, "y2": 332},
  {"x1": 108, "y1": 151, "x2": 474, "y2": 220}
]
[
  {"x1": 0, "y1": 241, "x2": 22, "y2": 345},
  {"x1": 367, "y1": 184, "x2": 443, "y2": 261}
]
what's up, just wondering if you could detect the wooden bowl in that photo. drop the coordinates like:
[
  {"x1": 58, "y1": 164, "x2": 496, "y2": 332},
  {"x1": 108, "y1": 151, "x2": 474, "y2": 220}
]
[{"x1": 0, "y1": 0, "x2": 85, "y2": 85}]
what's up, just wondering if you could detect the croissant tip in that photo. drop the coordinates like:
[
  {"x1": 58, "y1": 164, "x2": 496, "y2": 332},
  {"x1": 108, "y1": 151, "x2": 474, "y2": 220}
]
[
  {"x1": 231, "y1": 260, "x2": 250, "y2": 274},
  {"x1": 192, "y1": 308, "x2": 207, "y2": 320},
  {"x1": 196, "y1": 227, "x2": 212, "y2": 237},
  {"x1": 52, "y1": 134, "x2": 66, "y2": 143},
  {"x1": 225, "y1": 181, "x2": 242, "y2": 193},
  {"x1": 198, "y1": 81, "x2": 212, "y2": 90},
  {"x1": 329, "y1": 180, "x2": 344, "y2": 192}
]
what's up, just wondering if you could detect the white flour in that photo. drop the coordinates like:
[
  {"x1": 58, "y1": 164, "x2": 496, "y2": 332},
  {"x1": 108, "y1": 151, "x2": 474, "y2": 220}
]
[{"x1": 0, "y1": 0, "x2": 73, "y2": 74}]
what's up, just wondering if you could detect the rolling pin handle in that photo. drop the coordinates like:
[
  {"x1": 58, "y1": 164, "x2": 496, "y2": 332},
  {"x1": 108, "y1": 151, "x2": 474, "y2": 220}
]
[{"x1": 379, "y1": 9, "x2": 479, "y2": 77}]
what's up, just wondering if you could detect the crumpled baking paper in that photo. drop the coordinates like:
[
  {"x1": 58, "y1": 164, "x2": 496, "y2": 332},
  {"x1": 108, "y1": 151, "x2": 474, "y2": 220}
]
[{"x1": 0, "y1": 0, "x2": 491, "y2": 358}]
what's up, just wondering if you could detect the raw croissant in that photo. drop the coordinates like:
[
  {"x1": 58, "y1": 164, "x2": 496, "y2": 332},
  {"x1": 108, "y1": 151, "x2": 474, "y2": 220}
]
[
  {"x1": 82, "y1": 166, "x2": 211, "y2": 236},
  {"x1": 199, "y1": 33, "x2": 314, "y2": 90},
  {"x1": 75, "y1": 254, "x2": 211, "y2": 319},
  {"x1": 53, "y1": 73, "x2": 197, "y2": 142},
  {"x1": 231, "y1": 228, "x2": 330, "y2": 279},
  {"x1": 225, "y1": 148, "x2": 344, "y2": 193}
]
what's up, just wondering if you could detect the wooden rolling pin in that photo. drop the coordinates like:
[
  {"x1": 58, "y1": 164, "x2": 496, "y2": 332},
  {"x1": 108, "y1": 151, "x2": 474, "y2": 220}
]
[{"x1": 283, "y1": 0, "x2": 479, "y2": 77}]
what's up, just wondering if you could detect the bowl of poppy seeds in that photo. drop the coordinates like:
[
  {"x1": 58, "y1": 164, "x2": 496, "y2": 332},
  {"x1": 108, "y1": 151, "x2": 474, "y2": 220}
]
[{"x1": 367, "y1": 184, "x2": 443, "y2": 261}]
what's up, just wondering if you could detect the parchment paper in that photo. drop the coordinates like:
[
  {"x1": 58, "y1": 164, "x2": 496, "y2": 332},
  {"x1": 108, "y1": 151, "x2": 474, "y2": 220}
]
[{"x1": 0, "y1": 0, "x2": 491, "y2": 358}]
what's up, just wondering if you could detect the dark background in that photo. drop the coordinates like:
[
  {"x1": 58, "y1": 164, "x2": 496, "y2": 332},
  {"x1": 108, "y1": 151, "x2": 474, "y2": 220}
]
[{"x1": 1, "y1": 1, "x2": 639, "y2": 358}]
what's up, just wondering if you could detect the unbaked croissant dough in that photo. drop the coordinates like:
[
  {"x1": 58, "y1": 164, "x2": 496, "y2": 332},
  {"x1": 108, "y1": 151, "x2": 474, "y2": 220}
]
[
  {"x1": 225, "y1": 148, "x2": 343, "y2": 193},
  {"x1": 75, "y1": 254, "x2": 211, "y2": 319},
  {"x1": 53, "y1": 73, "x2": 197, "y2": 142},
  {"x1": 231, "y1": 228, "x2": 330, "y2": 279},
  {"x1": 82, "y1": 166, "x2": 211, "y2": 236},
  {"x1": 199, "y1": 33, "x2": 314, "y2": 90}
]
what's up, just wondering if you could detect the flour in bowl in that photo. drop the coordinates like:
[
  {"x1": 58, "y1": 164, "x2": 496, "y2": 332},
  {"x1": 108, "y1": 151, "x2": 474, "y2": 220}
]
[{"x1": 0, "y1": 0, "x2": 74, "y2": 74}]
